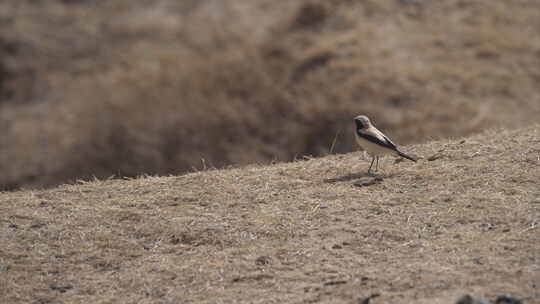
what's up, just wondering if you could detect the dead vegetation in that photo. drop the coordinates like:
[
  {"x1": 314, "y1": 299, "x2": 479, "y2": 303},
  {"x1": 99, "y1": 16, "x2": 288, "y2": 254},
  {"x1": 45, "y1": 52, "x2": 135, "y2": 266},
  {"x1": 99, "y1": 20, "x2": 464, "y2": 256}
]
[
  {"x1": 1, "y1": 0, "x2": 540, "y2": 190},
  {"x1": 1, "y1": 125, "x2": 539, "y2": 303}
]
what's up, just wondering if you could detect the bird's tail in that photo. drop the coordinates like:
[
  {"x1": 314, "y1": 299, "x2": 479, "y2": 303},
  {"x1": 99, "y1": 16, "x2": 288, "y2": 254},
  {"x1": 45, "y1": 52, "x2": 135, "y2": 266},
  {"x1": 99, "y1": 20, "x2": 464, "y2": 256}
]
[{"x1": 397, "y1": 150, "x2": 417, "y2": 162}]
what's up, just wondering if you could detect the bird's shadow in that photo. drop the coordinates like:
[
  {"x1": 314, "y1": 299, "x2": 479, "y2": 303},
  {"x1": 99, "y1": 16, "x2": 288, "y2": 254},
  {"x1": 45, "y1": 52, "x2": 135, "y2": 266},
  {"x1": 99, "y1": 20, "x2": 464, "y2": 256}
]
[{"x1": 324, "y1": 172, "x2": 379, "y2": 183}]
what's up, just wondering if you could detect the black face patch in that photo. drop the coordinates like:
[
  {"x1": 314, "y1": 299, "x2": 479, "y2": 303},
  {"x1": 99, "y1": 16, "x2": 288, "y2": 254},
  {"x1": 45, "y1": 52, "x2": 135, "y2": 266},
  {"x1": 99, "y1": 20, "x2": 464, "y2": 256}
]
[{"x1": 355, "y1": 119, "x2": 364, "y2": 129}]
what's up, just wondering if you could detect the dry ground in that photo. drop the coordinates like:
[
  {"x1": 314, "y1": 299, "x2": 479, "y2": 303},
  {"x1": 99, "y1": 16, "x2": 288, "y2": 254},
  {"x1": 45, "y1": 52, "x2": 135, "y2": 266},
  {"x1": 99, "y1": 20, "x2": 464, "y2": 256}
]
[
  {"x1": 1, "y1": 125, "x2": 539, "y2": 304},
  {"x1": 2, "y1": 0, "x2": 540, "y2": 189}
]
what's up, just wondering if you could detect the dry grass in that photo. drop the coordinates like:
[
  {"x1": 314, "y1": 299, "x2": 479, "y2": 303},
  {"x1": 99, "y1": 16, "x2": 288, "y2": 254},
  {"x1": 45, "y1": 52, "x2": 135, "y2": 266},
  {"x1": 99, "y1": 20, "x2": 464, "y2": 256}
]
[
  {"x1": 1, "y1": 0, "x2": 540, "y2": 189},
  {"x1": 1, "y1": 125, "x2": 539, "y2": 303}
]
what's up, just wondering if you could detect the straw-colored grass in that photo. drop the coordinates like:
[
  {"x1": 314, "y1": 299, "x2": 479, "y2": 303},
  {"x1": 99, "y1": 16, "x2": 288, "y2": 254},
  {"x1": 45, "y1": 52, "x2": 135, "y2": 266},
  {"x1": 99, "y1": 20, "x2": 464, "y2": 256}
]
[{"x1": 1, "y1": 125, "x2": 539, "y2": 303}]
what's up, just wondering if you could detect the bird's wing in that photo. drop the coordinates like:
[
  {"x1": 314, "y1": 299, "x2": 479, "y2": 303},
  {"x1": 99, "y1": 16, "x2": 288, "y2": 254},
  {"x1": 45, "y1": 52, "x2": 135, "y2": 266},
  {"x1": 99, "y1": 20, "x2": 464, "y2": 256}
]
[
  {"x1": 380, "y1": 133, "x2": 398, "y2": 150},
  {"x1": 357, "y1": 127, "x2": 397, "y2": 150}
]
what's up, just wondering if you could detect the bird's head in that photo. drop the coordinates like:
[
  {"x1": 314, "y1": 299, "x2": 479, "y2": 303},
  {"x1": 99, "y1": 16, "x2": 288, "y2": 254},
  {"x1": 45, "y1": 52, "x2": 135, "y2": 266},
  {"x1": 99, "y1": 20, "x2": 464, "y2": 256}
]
[{"x1": 354, "y1": 115, "x2": 371, "y2": 129}]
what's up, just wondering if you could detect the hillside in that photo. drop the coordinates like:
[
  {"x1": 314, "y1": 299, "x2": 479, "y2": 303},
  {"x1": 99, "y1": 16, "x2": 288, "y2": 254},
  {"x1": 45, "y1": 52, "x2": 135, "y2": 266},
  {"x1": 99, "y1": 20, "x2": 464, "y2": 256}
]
[
  {"x1": 1, "y1": 125, "x2": 539, "y2": 304},
  {"x1": 2, "y1": 0, "x2": 540, "y2": 189}
]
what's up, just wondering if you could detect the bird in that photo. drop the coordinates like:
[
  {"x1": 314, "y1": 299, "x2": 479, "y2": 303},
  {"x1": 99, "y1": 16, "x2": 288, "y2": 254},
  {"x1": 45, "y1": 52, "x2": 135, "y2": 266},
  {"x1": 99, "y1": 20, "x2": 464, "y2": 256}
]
[{"x1": 354, "y1": 115, "x2": 417, "y2": 173}]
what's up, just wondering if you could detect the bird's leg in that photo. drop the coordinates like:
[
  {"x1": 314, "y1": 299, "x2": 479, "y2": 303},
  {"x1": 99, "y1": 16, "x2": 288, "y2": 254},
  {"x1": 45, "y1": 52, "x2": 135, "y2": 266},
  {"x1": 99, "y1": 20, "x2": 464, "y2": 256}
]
[
  {"x1": 375, "y1": 156, "x2": 379, "y2": 172},
  {"x1": 368, "y1": 156, "x2": 375, "y2": 173}
]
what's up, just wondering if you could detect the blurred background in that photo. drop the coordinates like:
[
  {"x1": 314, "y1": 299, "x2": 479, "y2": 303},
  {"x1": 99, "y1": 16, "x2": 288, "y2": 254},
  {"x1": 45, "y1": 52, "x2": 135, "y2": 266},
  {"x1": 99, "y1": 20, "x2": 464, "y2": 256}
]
[{"x1": 1, "y1": 0, "x2": 539, "y2": 190}]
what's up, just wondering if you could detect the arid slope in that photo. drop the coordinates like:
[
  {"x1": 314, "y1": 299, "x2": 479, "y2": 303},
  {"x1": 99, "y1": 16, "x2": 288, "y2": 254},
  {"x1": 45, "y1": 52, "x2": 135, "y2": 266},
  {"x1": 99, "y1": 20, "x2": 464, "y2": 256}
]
[
  {"x1": 1, "y1": 125, "x2": 539, "y2": 304},
  {"x1": 2, "y1": 0, "x2": 540, "y2": 189}
]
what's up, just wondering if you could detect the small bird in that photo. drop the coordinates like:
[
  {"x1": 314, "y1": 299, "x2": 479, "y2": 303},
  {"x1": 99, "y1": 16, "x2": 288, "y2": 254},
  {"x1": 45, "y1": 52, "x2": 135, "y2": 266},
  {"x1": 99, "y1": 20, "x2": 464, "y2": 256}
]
[{"x1": 354, "y1": 115, "x2": 416, "y2": 173}]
